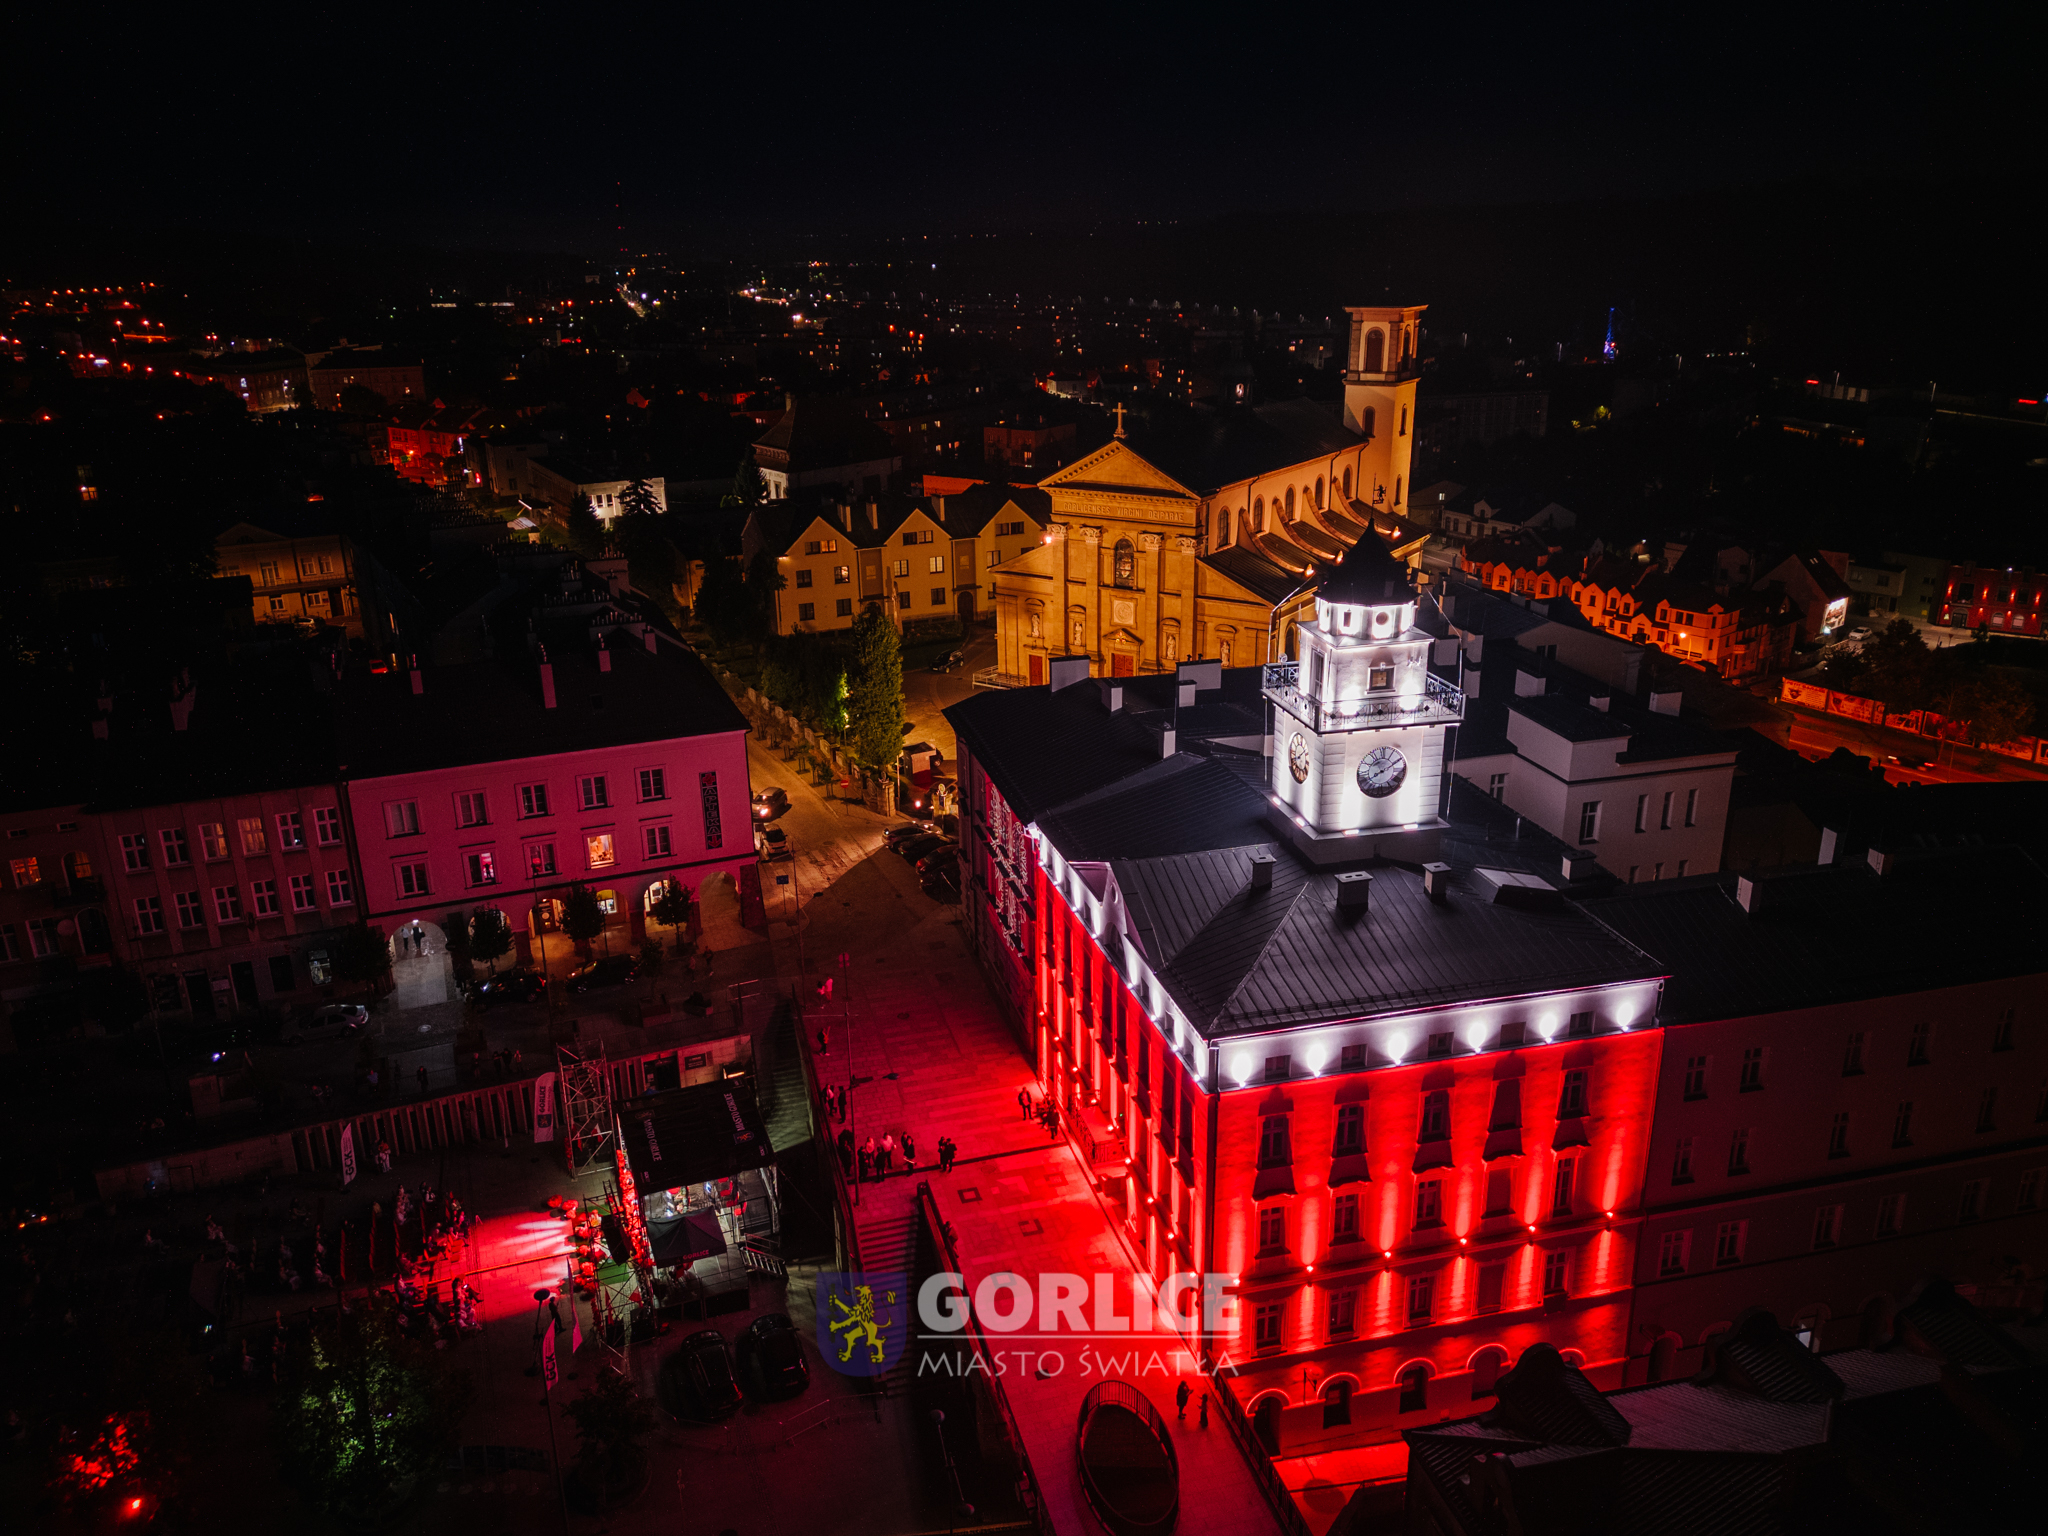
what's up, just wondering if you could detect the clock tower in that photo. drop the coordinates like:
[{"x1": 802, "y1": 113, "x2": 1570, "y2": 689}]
[{"x1": 1265, "y1": 540, "x2": 1463, "y2": 863}]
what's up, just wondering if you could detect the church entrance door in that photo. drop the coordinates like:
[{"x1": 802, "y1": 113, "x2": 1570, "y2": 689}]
[
  {"x1": 1111, "y1": 652, "x2": 1136, "y2": 677},
  {"x1": 956, "y1": 588, "x2": 976, "y2": 623},
  {"x1": 1028, "y1": 654, "x2": 1046, "y2": 686}
]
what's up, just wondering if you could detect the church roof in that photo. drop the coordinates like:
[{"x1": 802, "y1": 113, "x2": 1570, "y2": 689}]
[{"x1": 1201, "y1": 545, "x2": 1309, "y2": 605}]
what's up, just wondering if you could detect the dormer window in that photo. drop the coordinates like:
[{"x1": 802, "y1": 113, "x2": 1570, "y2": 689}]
[{"x1": 1368, "y1": 665, "x2": 1393, "y2": 691}]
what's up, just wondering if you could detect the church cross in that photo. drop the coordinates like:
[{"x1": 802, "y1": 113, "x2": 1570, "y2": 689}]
[{"x1": 1112, "y1": 401, "x2": 1127, "y2": 439}]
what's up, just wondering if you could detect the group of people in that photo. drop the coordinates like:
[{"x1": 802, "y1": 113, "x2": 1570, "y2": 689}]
[
  {"x1": 837, "y1": 1128, "x2": 960, "y2": 1182},
  {"x1": 1020, "y1": 1087, "x2": 1062, "y2": 1140}
]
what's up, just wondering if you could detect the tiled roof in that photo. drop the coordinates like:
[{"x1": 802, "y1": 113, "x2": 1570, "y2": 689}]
[{"x1": 1198, "y1": 545, "x2": 1306, "y2": 605}]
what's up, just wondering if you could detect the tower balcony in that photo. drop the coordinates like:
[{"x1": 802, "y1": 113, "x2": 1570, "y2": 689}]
[{"x1": 1263, "y1": 662, "x2": 1464, "y2": 732}]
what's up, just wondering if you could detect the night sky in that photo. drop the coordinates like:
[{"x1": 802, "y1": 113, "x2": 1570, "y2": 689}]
[{"x1": 6, "y1": 3, "x2": 2035, "y2": 253}]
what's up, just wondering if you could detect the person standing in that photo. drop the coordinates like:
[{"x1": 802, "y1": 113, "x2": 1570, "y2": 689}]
[
  {"x1": 1176, "y1": 1380, "x2": 1190, "y2": 1421},
  {"x1": 1018, "y1": 1087, "x2": 1032, "y2": 1121},
  {"x1": 900, "y1": 1131, "x2": 917, "y2": 1171},
  {"x1": 416, "y1": 1065, "x2": 429, "y2": 1094},
  {"x1": 837, "y1": 1128, "x2": 855, "y2": 1178},
  {"x1": 1198, "y1": 1392, "x2": 1210, "y2": 1429},
  {"x1": 859, "y1": 1138, "x2": 876, "y2": 1182},
  {"x1": 879, "y1": 1133, "x2": 897, "y2": 1174},
  {"x1": 816, "y1": 1024, "x2": 830, "y2": 1056}
]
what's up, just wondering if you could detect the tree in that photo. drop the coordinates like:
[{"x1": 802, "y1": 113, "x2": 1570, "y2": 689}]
[
  {"x1": 442, "y1": 909, "x2": 473, "y2": 971},
  {"x1": 648, "y1": 879, "x2": 692, "y2": 931},
  {"x1": 617, "y1": 476, "x2": 662, "y2": 519},
  {"x1": 563, "y1": 1366, "x2": 655, "y2": 1507},
  {"x1": 277, "y1": 1295, "x2": 469, "y2": 1518},
  {"x1": 1856, "y1": 620, "x2": 1932, "y2": 717},
  {"x1": 565, "y1": 494, "x2": 602, "y2": 555},
  {"x1": 561, "y1": 883, "x2": 607, "y2": 954},
  {"x1": 720, "y1": 458, "x2": 763, "y2": 508},
  {"x1": 331, "y1": 921, "x2": 392, "y2": 996},
  {"x1": 847, "y1": 600, "x2": 905, "y2": 770},
  {"x1": 468, "y1": 907, "x2": 513, "y2": 973},
  {"x1": 1945, "y1": 670, "x2": 2037, "y2": 746},
  {"x1": 337, "y1": 384, "x2": 388, "y2": 417}
]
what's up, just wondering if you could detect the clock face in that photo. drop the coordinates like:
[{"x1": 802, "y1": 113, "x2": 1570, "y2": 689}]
[
  {"x1": 1288, "y1": 732, "x2": 1311, "y2": 783},
  {"x1": 1356, "y1": 745, "x2": 1408, "y2": 799}
]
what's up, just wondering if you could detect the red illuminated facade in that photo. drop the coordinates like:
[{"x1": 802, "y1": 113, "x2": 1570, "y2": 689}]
[{"x1": 1939, "y1": 562, "x2": 2045, "y2": 634}]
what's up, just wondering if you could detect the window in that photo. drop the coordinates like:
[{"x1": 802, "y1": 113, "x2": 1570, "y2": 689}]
[
  {"x1": 930, "y1": 588, "x2": 945, "y2": 605},
  {"x1": 526, "y1": 842, "x2": 556, "y2": 878},
  {"x1": 1958, "y1": 1180, "x2": 1985, "y2": 1222},
  {"x1": 397, "y1": 861, "x2": 429, "y2": 898},
  {"x1": 175, "y1": 891, "x2": 205, "y2": 929},
  {"x1": 1427, "y1": 1031, "x2": 1453, "y2": 1058},
  {"x1": 1635, "y1": 794, "x2": 1649, "y2": 833},
  {"x1": 1685, "y1": 788, "x2": 1699, "y2": 827},
  {"x1": 1812, "y1": 1205, "x2": 1842, "y2": 1248},
  {"x1": 1976, "y1": 1087, "x2": 1997, "y2": 1133},
  {"x1": 1877, "y1": 1193, "x2": 1906, "y2": 1236},
  {"x1": 1328, "y1": 1288, "x2": 1357, "y2": 1337},
  {"x1": 1542, "y1": 1250, "x2": 1569, "y2": 1296},
  {"x1": 1253, "y1": 1302, "x2": 1281, "y2": 1351},
  {"x1": 2018, "y1": 1169, "x2": 2043, "y2": 1211},
  {"x1": 133, "y1": 896, "x2": 164, "y2": 934},
  {"x1": 1577, "y1": 801, "x2": 1600, "y2": 843},
  {"x1": 1892, "y1": 1101, "x2": 1914, "y2": 1148},
  {"x1": 7, "y1": 856, "x2": 40, "y2": 890},
  {"x1": 1334, "y1": 1103, "x2": 1365, "y2": 1155},
  {"x1": 1907, "y1": 1021, "x2": 1931, "y2": 1066},
  {"x1": 638, "y1": 768, "x2": 666, "y2": 802},
  {"x1": 25, "y1": 919, "x2": 57, "y2": 958},
  {"x1": 1257, "y1": 1115, "x2": 1290, "y2": 1166},
  {"x1": 578, "y1": 775, "x2": 609, "y2": 810},
  {"x1": 584, "y1": 834, "x2": 615, "y2": 869},
  {"x1": 1406, "y1": 1275, "x2": 1435, "y2": 1324},
  {"x1": 314, "y1": 808, "x2": 342, "y2": 845},
  {"x1": 1340, "y1": 1043, "x2": 1367, "y2": 1072},
  {"x1": 1256, "y1": 1205, "x2": 1285, "y2": 1254},
  {"x1": 795, "y1": 568, "x2": 814, "y2": 589},
  {"x1": 835, "y1": 598, "x2": 853, "y2": 617},
  {"x1": 1659, "y1": 791, "x2": 1674, "y2": 831},
  {"x1": 1683, "y1": 1055, "x2": 1708, "y2": 1100},
  {"x1": 1828, "y1": 1111, "x2": 1850, "y2": 1158},
  {"x1": 1658, "y1": 1230, "x2": 1691, "y2": 1276},
  {"x1": 287, "y1": 873, "x2": 316, "y2": 910},
  {"x1": 159, "y1": 829, "x2": 190, "y2": 866},
  {"x1": 1500, "y1": 1022, "x2": 1525, "y2": 1048},
  {"x1": 1993, "y1": 1008, "x2": 2015, "y2": 1051},
  {"x1": 1672, "y1": 1136, "x2": 1695, "y2": 1183},
  {"x1": 462, "y1": 853, "x2": 495, "y2": 888},
  {"x1": 213, "y1": 885, "x2": 243, "y2": 923},
  {"x1": 277, "y1": 811, "x2": 305, "y2": 848},
  {"x1": 833, "y1": 565, "x2": 849, "y2": 584},
  {"x1": 1559, "y1": 1069, "x2": 1588, "y2": 1117},
  {"x1": 1414, "y1": 1179, "x2": 1444, "y2": 1228},
  {"x1": 122, "y1": 833, "x2": 156, "y2": 873},
  {"x1": 1739, "y1": 1047, "x2": 1765, "y2": 1092},
  {"x1": 1676, "y1": 859, "x2": 1689, "y2": 877},
  {"x1": 1713, "y1": 1220, "x2": 1746, "y2": 1267},
  {"x1": 1484, "y1": 1168, "x2": 1513, "y2": 1216},
  {"x1": 1567, "y1": 1010, "x2": 1594, "y2": 1039},
  {"x1": 1368, "y1": 664, "x2": 1395, "y2": 691},
  {"x1": 251, "y1": 879, "x2": 279, "y2": 915},
  {"x1": 643, "y1": 825, "x2": 672, "y2": 858},
  {"x1": 1332, "y1": 1191, "x2": 1360, "y2": 1241},
  {"x1": 519, "y1": 783, "x2": 550, "y2": 818},
  {"x1": 928, "y1": 555, "x2": 946, "y2": 574},
  {"x1": 1551, "y1": 1159, "x2": 1575, "y2": 1216},
  {"x1": 1321, "y1": 1379, "x2": 1354, "y2": 1428},
  {"x1": 386, "y1": 801, "x2": 420, "y2": 837},
  {"x1": 199, "y1": 822, "x2": 227, "y2": 860},
  {"x1": 1488, "y1": 772, "x2": 1507, "y2": 800},
  {"x1": 239, "y1": 817, "x2": 267, "y2": 855},
  {"x1": 891, "y1": 559, "x2": 909, "y2": 578},
  {"x1": 901, "y1": 529, "x2": 933, "y2": 546},
  {"x1": 326, "y1": 870, "x2": 353, "y2": 906},
  {"x1": 454, "y1": 793, "x2": 486, "y2": 829},
  {"x1": 1843, "y1": 1032, "x2": 1865, "y2": 1075},
  {"x1": 1728, "y1": 1128, "x2": 1751, "y2": 1175},
  {"x1": 1477, "y1": 1262, "x2": 1506, "y2": 1313},
  {"x1": 1264, "y1": 1054, "x2": 1292, "y2": 1082},
  {"x1": 897, "y1": 591, "x2": 911, "y2": 609},
  {"x1": 797, "y1": 602, "x2": 815, "y2": 621}
]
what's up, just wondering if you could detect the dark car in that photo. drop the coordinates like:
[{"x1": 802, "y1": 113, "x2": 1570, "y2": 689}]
[
  {"x1": 741, "y1": 1312, "x2": 810, "y2": 1399},
  {"x1": 922, "y1": 871, "x2": 960, "y2": 903},
  {"x1": 882, "y1": 821, "x2": 936, "y2": 849},
  {"x1": 670, "y1": 1328, "x2": 743, "y2": 1420},
  {"x1": 896, "y1": 832, "x2": 949, "y2": 862},
  {"x1": 929, "y1": 649, "x2": 964, "y2": 673},
  {"x1": 916, "y1": 845, "x2": 959, "y2": 879},
  {"x1": 568, "y1": 954, "x2": 640, "y2": 992},
  {"x1": 473, "y1": 971, "x2": 548, "y2": 1007},
  {"x1": 751, "y1": 787, "x2": 790, "y2": 821},
  {"x1": 757, "y1": 824, "x2": 791, "y2": 860}
]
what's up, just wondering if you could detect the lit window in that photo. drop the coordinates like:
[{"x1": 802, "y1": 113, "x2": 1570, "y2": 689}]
[
  {"x1": 239, "y1": 817, "x2": 267, "y2": 855},
  {"x1": 463, "y1": 852, "x2": 495, "y2": 887},
  {"x1": 526, "y1": 842, "x2": 557, "y2": 878},
  {"x1": 585, "y1": 834, "x2": 615, "y2": 869},
  {"x1": 10, "y1": 857, "x2": 40, "y2": 888},
  {"x1": 199, "y1": 822, "x2": 227, "y2": 859}
]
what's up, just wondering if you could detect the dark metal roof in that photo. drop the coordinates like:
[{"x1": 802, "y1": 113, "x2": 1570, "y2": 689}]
[
  {"x1": 1314, "y1": 536, "x2": 1415, "y2": 607},
  {"x1": 1200, "y1": 544, "x2": 1309, "y2": 605},
  {"x1": 619, "y1": 1079, "x2": 774, "y2": 1189}
]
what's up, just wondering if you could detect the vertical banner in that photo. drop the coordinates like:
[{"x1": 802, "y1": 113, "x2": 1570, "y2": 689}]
[
  {"x1": 533, "y1": 1072, "x2": 558, "y2": 1142},
  {"x1": 339, "y1": 1122, "x2": 357, "y2": 1186}
]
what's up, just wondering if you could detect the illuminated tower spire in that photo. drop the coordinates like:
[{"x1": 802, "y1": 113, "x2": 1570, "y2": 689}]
[{"x1": 1602, "y1": 307, "x2": 1617, "y2": 363}]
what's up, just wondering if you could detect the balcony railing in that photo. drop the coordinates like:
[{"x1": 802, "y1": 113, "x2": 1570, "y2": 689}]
[{"x1": 1263, "y1": 662, "x2": 1464, "y2": 731}]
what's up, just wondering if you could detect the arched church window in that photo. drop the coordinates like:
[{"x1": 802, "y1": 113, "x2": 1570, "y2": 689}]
[
  {"x1": 1113, "y1": 538, "x2": 1136, "y2": 588},
  {"x1": 1394, "y1": 476, "x2": 1402, "y2": 506},
  {"x1": 1253, "y1": 496, "x2": 1265, "y2": 531},
  {"x1": 1315, "y1": 476, "x2": 1324, "y2": 508},
  {"x1": 1284, "y1": 487, "x2": 1295, "y2": 518},
  {"x1": 1363, "y1": 329, "x2": 1385, "y2": 372},
  {"x1": 1342, "y1": 467, "x2": 1354, "y2": 499},
  {"x1": 1361, "y1": 407, "x2": 1376, "y2": 439}
]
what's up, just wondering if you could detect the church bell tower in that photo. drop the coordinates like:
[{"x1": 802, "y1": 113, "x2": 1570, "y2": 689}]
[
  {"x1": 1341, "y1": 304, "x2": 1426, "y2": 519},
  {"x1": 1265, "y1": 540, "x2": 1462, "y2": 863}
]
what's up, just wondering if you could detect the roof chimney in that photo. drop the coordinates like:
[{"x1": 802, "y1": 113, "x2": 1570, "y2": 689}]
[
  {"x1": 837, "y1": 501, "x2": 852, "y2": 531},
  {"x1": 1422, "y1": 861, "x2": 1453, "y2": 902},
  {"x1": 1648, "y1": 689, "x2": 1682, "y2": 716},
  {"x1": 1514, "y1": 670, "x2": 1546, "y2": 697},
  {"x1": 1047, "y1": 655, "x2": 1091, "y2": 692},
  {"x1": 1097, "y1": 678, "x2": 1124, "y2": 712},
  {"x1": 1867, "y1": 846, "x2": 1896, "y2": 877},
  {"x1": 1588, "y1": 694, "x2": 1610, "y2": 712},
  {"x1": 1249, "y1": 851, "x2": 1276, "y2": 891},
  {"x1": 1817, "y1": 827, "x2": 1840, "y2": 865},
  {"x1": 539, "y1": 646, "x2": 557, "y2": 710},
  {"x1": 409, "y1": 654, "x2": 424, "y2": 695},
  {"x1": 1335, "y1": 870, "x2": 1373, "y2": 912},
  {"x1": 598, "y1": 636, "x2": 612, "y2": 673},
  {"x1": 1562, "y1": 850, "x2": 1597, "y2": 882},
  {"x1": 865, "y1": 500, "x2": 879, "y2": 530},
  {"x1": 1158, "y1": 724, "x2": 1177, "y2": 758},
  {"x1": 1736, "y1": 874, "x2": 1764, "y2": 912},
  {"x1": 644, "y1": 626, "x2": 658, "y2": 653}
]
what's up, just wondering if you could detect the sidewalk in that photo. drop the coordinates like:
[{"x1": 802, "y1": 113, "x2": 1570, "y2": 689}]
[{"x1": 804, "y1": 857, "x2": 1284, "y2": 1536}]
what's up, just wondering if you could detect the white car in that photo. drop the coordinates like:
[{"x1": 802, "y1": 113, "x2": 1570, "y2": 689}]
[{"x1": 314, "y1": 1004, "x2": 369, "y2": 1030}]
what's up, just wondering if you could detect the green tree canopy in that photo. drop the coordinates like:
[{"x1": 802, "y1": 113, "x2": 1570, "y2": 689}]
[
  {"x1": 331, "y1": 922, "x2": 392, "y2": 993},
  {"x1": 565, "y1": 494, "x2": 602, "y2": 555},
  {"x1": 647, "y1": 879, "x2": 692, "y2": 930},
  {"x1": 616, "y1": 476, "x2": 662, "y2": 519},
  {"x1": 720, "y1": 458, "x2": 764, "y2": 508},
  {"x1": 561, "y1": 883, "x2": 606, "y2": 950},
  {"x1": 468, "y1": 907, "x2": 513, "y2": 973},
  {"x1": 847, "y1": 601, "x2": 904, "y2": 769}
]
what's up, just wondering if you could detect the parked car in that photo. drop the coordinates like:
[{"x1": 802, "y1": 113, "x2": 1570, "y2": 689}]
[
  {"x1": 473, "y1": 971, "x2": 548, "y2": 1007},
  {"x1": 741, "y1": 1312, "x2": 810, "y2": 1399},
  {"x1": 882, "y1": 821, "x2": 937, "y2": 848},
  {"x1": 916, "y1": 845, "x2": 960, "y2": 879},
  {"x1": 757, "y1": 824, "x2": 791, "y2": 860},
  {"x1": 672, "y1": 1328, "x2": 743, "y2": 1420},
  {"x1": 922, "y1": 871, "x2": 961, "y2": 903},
  {"x1": 314, "y1": 1003, "x2": 369, "y2": 1030},
  {"x1": 568, "y1": 954, "x2": 640, "y2": 992},
  {"x1": 282, "y1": 1004, "x2": 365, "y2": 1045},
  {"x1": 896, "y1": 832, "x2": 949, "y2": 863},
  {"x1": 929, "y1": 649, "x2": 964, "y2": 673},
  {"x1": 752, "y1": 787, "x2": 790, "y2": 820}
]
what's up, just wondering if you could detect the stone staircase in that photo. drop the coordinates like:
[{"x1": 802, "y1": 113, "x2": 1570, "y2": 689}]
[{"x1": 852, "y1": 1204, "x2": 921, "y2": 1396}]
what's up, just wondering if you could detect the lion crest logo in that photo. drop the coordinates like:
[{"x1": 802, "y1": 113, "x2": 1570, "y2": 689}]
[{"x1": 817, "y1": 1271, "x2": 907, "y2": 1376}]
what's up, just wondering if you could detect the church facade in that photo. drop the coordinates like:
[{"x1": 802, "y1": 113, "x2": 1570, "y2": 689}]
[{"x1": 989, "y1": 304, "x2": 1430, "y2": 685}]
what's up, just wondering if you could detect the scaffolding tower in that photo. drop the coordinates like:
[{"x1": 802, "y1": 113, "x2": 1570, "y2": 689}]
[{"x1": 555, "y1": 1041, "x2": 615, "y2": 1176}]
